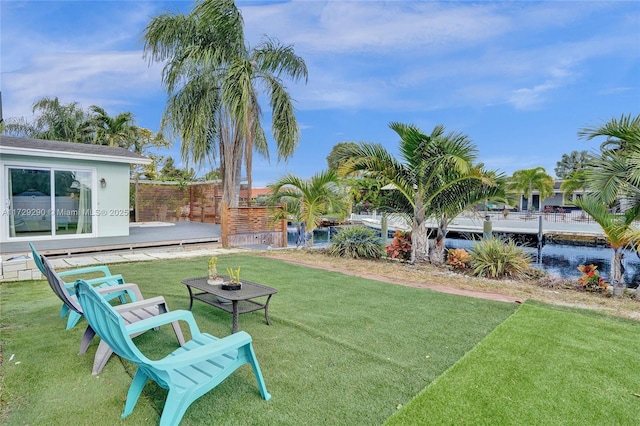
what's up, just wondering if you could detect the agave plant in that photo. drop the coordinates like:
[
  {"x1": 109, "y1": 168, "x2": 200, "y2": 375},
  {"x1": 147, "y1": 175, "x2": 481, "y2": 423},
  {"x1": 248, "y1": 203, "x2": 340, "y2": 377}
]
[
  {"x1": 327, "y1": 226, "x2": 385, "y2": 259},
  {"x1": 470, "y1": 238, "x2": 532, "y2": 279}
]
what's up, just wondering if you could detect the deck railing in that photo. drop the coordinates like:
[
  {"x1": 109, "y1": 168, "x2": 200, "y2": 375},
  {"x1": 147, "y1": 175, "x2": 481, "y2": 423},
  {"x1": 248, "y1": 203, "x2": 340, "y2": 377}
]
[{"x1": 353, "y1": 210, "x2": 601, "y2": 225}]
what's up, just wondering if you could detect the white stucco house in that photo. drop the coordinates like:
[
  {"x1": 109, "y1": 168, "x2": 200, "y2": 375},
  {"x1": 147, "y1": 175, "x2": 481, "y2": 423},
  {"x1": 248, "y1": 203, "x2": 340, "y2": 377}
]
[{"x1": 0, "y1": 136, "x2": 151, "y2": 243}]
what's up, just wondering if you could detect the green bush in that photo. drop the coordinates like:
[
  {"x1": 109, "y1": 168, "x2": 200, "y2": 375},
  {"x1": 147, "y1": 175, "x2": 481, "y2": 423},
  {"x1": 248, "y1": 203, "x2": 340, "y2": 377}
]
[
  {"x1": 327, "y1": 226, "x2": 385, "y2": 259},
  {"x1": 470, "y1": 237, "x2": 532, "y2": 279}
]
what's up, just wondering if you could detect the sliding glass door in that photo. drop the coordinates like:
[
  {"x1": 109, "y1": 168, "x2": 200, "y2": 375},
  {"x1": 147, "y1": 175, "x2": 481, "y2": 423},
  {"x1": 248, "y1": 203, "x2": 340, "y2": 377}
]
[{"x1": 6, "y1": 166, "x2": 94, "y2": 238}]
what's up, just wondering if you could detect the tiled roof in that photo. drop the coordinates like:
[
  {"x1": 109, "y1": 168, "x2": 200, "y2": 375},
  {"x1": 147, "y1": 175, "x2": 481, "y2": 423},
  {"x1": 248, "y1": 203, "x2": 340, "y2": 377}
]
[{"x1": 0, "y1": 135, "x2": 150, "y2": 164}]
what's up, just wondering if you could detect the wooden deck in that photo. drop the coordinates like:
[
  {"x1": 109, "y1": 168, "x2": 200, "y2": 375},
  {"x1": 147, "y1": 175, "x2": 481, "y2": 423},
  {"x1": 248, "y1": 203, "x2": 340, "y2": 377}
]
[{"x1": 1, "y1": 221, "x2": 221, "y2": 257}]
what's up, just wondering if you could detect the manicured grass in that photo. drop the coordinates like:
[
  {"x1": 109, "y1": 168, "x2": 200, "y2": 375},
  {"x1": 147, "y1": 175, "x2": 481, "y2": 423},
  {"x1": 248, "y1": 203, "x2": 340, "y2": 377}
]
[
  {"x1": 1, "y1": 253, "x2": 516, "y2": 425},
  {"x1": 386, "y1": 301, "x2": 640, "y2": 425}
]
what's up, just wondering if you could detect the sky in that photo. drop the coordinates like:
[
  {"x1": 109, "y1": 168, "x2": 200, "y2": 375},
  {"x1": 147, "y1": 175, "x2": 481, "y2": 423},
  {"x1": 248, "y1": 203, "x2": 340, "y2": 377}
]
[{"x1": 2, "y1": 0, "x2": 639, "y2": 187}]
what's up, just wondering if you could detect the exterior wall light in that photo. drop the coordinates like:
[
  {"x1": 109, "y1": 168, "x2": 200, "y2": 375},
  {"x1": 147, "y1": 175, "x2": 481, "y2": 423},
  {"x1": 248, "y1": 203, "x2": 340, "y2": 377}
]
[{"x1": 100, "y1": 178, "x2": 107, "y2": 188}]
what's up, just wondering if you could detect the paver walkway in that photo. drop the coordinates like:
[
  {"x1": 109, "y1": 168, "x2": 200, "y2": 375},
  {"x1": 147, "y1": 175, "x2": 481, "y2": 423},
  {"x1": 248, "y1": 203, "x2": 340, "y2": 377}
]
[{"x1": 48, "y1": 247, "x2": 247, "y2": 270}]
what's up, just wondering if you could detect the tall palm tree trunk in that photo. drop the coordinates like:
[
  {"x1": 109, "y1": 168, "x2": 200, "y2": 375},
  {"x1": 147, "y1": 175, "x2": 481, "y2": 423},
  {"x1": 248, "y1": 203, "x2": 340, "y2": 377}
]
[
  {"x1": 233, "y1": 152, "x2": 242, "y2": 206},
  {"x1": 220, "y1": 118, "x2": 244, "y2": 208},
  {"x1": 611, "y1": 249, "x2": 625, "y2": 286},
  {"x1": 412, "y1": 197, "x2": 429, "y2": 264},
  {"x1": 430, "y1": 214, "x2": 448, "y2": 265}
]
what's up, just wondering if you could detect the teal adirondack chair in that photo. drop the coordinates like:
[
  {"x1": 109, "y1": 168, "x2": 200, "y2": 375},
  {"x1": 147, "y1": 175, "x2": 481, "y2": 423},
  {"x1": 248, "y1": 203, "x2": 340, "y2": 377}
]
[
  {"x1": 30, "y1": 242, "x2": 132, "y2": 329},
  {"x1": 41, "y1": 255, "x2": 185, "y2": 374},
  {"x1": 75, "y1": 279, "x2": 272, "y2": 426}
]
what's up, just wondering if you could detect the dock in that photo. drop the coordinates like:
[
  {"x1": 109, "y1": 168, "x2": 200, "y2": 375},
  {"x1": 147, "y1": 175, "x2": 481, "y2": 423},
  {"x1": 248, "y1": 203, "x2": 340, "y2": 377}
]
[
  {"x1": 352, "y1": 213, "x2": 608, "y2": 246},
  {"x1": 433, "y1": 215, "x2": 606, "y2": 245}
]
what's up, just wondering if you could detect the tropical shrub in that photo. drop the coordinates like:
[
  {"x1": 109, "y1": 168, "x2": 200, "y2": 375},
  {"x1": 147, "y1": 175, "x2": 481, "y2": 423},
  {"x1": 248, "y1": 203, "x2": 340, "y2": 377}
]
[
  {"x1": 386, "y1": 231, "x2": 412, "y2": 261},
  {"x1": 446, "y1": 248, "x2": 472, "y2": 270},
  {"x1": 327, "y1": 226, "x2": 385, "y2": 259},
  {"x1": 577, "y1": 264, "x2": 610, "y2": 292},
  {"x1": 470, "y1": 238, "x2": 532, "y2": 279}
]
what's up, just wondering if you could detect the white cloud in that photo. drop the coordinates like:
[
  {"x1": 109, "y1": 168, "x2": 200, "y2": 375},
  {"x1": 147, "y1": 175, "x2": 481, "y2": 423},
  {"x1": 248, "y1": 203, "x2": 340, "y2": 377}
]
[
  {"x1": 3, "y1": 51, "x2": 163, "y2": 120},
  {"x1": 242, "y1": 1, "x2": 511, "y2": 54},
  {"x1": 242, "y1": 1, "x2": 639, "y2": 112},
  {"x1": 1, "y1": 1, "x2": 168, "y2": 119},
  {"x1": 508, "y1": 81, "x2": 561, "y2": 110},
  {"x1": 598, "y1": 87, "x2": 635, "y2": 96}
]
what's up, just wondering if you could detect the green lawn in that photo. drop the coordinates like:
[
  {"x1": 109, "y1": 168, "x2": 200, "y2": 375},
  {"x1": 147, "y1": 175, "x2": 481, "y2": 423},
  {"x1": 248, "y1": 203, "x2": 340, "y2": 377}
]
[
  {"x1": 1, "y1": 253, "x2": 638, "y2": 425},
  {"x1": 386, "y1": 302, "x2": 640, "y2": 425}
]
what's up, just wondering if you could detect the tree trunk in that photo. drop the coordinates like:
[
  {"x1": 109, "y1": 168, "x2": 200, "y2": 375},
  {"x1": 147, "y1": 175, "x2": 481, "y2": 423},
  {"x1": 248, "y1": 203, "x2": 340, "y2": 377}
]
[
  {"x1": 233, "y1": 154, "x2": 242, "y2": 206},
  {"x1": 611, "y1": 249, "x2": 625, "y2": 287},
  {"x1": 429, "y1": 215, "x2": 448, "y2": 265},
  {"x1": 412, "y1": 220, "x2": 429, "y2": 264},
  {"x1": 411, "y1": 197, "x2": 429, "y2": 264},
  {"x1": 220, "y1": 120, "x2": 244, "y2": 208},
  {"x1": 244, "y1": 113, "x2": 255, "y2": 207},
  {"x1": 221, "y1": 142, "x2": 236, "y2": 207}
]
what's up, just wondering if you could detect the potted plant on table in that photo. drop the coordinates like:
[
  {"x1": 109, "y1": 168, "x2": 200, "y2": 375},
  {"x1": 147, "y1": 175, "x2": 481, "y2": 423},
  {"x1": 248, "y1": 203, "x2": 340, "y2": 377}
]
[
  {"x1": 222, "y1": 267, "x2": 242, "y2": 290},
  {"x1": 207, "y1": 257, "x2": 224, "y2": 285}
]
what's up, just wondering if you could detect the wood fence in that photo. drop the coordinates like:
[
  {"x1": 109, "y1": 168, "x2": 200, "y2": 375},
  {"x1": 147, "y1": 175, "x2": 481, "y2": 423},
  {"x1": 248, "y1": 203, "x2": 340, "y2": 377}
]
[
  {"x1": 133, "y1": 181, "x2": 287, "y2": 248},
  {"x1": 220, "y1": 202, "x2": 287, "y2": 248},
  {"x1": 134, "y1": 181, "x2": 221, "y2": 223}
]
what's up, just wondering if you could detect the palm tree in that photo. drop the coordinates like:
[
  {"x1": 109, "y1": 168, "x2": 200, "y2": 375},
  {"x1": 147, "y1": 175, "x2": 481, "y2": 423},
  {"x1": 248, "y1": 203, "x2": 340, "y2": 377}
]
[
  {"x1": 578, "y1": 114, "x2": 640, "y2": 210},
  {"x1": 335, "y1": 122, "x2": 504, "y2": 265},
  {"x1": 573, "y1": 197, "x2": 637, "y2": 286},
  {"x1": 87, "y1": 106, "x2": 136, "y2": 148},
  {"x1": 143, "y1": 0, "x2": 308, "y2": 208},
  {"x1": 507, "y1": 167, "x2": 555, "y2": 215},
  {"x1": 573, "y1": 113, "x2": 640, "y2": 287},
  {"x1": 266, "y1": 170, "x2": 349, "y2": 247},
  {"x1": 560, "y1": 168, "x2": 588, "y2": 202},
  {"x1": 3, "y1": 96, "x2": 89, "y2": 142}
]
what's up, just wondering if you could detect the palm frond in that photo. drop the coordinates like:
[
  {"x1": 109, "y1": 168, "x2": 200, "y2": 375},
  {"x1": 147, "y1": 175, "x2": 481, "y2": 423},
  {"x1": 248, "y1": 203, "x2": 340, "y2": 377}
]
[
  {"x1": 573, "y1": 195, "x2": 628, "y2": 248},
  {"x1": 265, "y1": 76, "x2": 298, "y2": 159},
  {"x1": 585, "y1": 149, "x2": 634, "y2": 206},
  {"x1": 578, "y1": 113, "x2": 640, "y2": 148},
  {"x1": 253, "y1": 36, "x2": 308, "y2": 83}
]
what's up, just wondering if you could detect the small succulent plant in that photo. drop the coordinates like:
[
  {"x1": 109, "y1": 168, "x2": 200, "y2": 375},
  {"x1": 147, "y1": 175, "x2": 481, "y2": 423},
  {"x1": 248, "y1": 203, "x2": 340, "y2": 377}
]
[{"x1": 227, "y1": 267, "x2": 241, "y2": 284}]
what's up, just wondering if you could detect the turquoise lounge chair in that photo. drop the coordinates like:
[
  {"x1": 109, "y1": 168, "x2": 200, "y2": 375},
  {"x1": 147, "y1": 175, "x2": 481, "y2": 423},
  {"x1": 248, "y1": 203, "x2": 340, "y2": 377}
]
[
  {"x1": 75, "y1": 279, "x2": 271, "y2": 425},
  {"x1": 41, "y1": 255, "x2": 185, "y2": 374},
  {"x1": 30, "y1": 242, "x2": 131, "y2": 328}
]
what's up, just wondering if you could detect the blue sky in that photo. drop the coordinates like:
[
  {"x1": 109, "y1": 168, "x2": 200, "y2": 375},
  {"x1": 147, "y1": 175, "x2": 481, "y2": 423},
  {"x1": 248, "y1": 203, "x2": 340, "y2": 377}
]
[{"x1": 2, "y1": 0, "x2": 639, "y2": 186}]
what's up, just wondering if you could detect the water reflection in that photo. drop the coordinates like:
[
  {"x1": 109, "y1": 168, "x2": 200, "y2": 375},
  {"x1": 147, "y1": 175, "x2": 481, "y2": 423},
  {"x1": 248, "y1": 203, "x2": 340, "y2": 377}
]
[{"x1": 287, "y1": 227, "x2": 333, "y2": 246}]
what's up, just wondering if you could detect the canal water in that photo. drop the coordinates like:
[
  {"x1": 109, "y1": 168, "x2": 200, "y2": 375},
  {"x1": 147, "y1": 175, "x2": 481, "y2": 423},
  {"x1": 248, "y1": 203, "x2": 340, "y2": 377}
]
[
  {"x1": 290, "y1": 227, "x2": 640, "y2": 288},
  {"x1": 447, "y1": 238, "x2": 640, "y2": 288}
]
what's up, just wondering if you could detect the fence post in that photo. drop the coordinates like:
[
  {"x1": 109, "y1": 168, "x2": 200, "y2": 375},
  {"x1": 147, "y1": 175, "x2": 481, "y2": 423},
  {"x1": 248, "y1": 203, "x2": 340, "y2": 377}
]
[
  {"x1": 281, "y1": 208, "x2": 288, "y2": 248},
  {"x1": 483, "y1": 214, "x2": 492, "y2": 239}
]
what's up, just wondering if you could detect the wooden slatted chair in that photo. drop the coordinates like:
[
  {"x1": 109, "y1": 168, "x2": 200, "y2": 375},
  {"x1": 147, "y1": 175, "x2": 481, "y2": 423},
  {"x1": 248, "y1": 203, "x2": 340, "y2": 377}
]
[
  {"x1": 41, "y1": 255, "x2": 185, "y2": 375},
  {"x1": 75, "y1": 279, "x2": 271, "y2": 425},
  {"x1": 30, "y1": 242, "x2": 130, "y2": 328}
]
